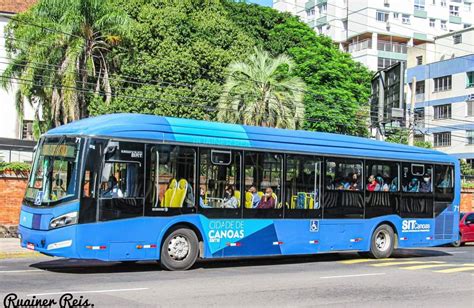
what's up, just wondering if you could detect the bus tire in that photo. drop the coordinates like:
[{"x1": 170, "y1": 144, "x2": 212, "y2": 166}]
[
  {"x1": 451, "y1": 233, "x2": 462, "y2": 247},
  {"x1": 160, "y1": 228, "x2": 199, "y2": 271},
  {"x1": 368, "y1": 224, "x2": 394, "y2": 259}
]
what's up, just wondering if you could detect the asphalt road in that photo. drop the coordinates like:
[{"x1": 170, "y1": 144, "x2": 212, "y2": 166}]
[{"x1": 1, "y1": 245, "x2": 473, "y2": 307}]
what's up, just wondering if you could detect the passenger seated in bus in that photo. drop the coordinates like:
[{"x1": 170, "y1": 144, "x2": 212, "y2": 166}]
[
  {"x1": 389, "y1": 177, "x2": 398, "y2": 192},
  {"x1": 248, "y1": 185, "x2": 261, "y2": 208},
  {"x1": 334, "y1": 177, "x2": 345, "y2": 190},
  {"x1": 325, "y1": 176, "x2": 335, "y2": 190},
  {"x1": 256, "y1": 187, "x2": 276, "y2": 209},
  {"x1": 349, "y1": 173, "x2": 360, "y2": 191},
  {"x1": 406, "y1": 178, "x2": 419, "y2": 192},
  {"x1": 102, "y1": 175, "x2": 123, "y2": 198},
  {"x1": 199, "y1": 187, "x2": 211, "y2": 208},
  {"x1": 419, "y1": 173, "x2": 431, "y2": 193},
  {"x1": 367, "y1": 175, "x2": 380, "y2": 192},
  {"x1": 376, "y1": 175, "x2": 389, "y2": 192},
  {"x1": 343, "y1": 176, "x2": 351, "y2": 190},
  {"x1": 184, "y1": 183, "x2": 195, "y2": 207},
  {"x1": 222, "y1": 185, "x2": 238, "y2": 208}
]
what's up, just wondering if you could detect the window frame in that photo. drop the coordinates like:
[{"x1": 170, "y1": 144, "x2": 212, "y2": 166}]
[
  {"x1": 433, "y1": 132, "x2": 452, "y2": 147},
  {"x1": 433, "y1": 104, "x2": 452, "y2": 119}
]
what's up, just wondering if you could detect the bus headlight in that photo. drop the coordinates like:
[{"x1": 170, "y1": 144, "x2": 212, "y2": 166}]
[{"x1": 49, "y1": 212, "x2": 78, "y2": 229}]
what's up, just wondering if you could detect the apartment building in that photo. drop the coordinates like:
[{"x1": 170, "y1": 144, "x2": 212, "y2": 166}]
[
  {"x1": 273, "y1": 0, "x2": 474, "y2": 71},
  {"x1": 0, "y1": 0, "x2": 38, "y2": 163},
  {"x1": 406, "y1": 27, "x2": 474, "y2": 166}
]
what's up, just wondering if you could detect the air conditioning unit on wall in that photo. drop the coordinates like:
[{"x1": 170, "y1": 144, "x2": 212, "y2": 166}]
[{"x1": 467, "y1": 93, "x2": 474, "y2": 101}]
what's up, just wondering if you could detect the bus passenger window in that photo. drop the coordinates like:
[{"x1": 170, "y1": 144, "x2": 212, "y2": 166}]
[
  {"x1": 365, "y1": 161, "x2": 399, "y2": 192},
  {"x1": 434, "y1": 164, "x2": 454, "y2": 202},
  {"x1": 98, "y1": 141, "x2": 145, "y2": 221},
  {"x1": 286, "y1": 155, "x2": 321, "y2": 213},
  {"x1": 401, "y1": 163, "x2": 432, "y2": 193},
  {"x1": 244, "y1": 152, "x2": 282, "y2": 210},
  {"x1": 323, "y1": 159, "x2": 364, "y2": 219},
  {"x1": 100, "y1": 162, "x2": 142, "y2": 198},
  {"x1": 147, "y1": 146, "x2": 195, "y2": 209},
  {"x1": 199, "y1": 149, "x2": 241, "y2": 209}
]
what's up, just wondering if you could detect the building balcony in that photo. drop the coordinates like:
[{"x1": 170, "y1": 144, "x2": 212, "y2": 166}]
[
  {"x1": 305, "y1": 0, "x2": 315, "y2": 10},
  {"x1": 449, "y1": 15, "x2": 462, "y2": 24},
  {"x1": 414, "y1": 9, "x2": 427, "y2": 19},
  {"x1": 348, "y1": 39, "x2": 372, "y2": 53},
  {"x1": 377, "y1": 41, "x2": 407, "y2": 54},
  {"x1": 316, "y1": 16, "x2": 327, "y2": 26},
  {"x1": 317, "y1": 0, "x2": 327, "y2": 4}
]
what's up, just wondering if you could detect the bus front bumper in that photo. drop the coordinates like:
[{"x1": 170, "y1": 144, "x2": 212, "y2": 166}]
[{"x1": 18, "y1": 224, "x2": 78, "y2": 258}]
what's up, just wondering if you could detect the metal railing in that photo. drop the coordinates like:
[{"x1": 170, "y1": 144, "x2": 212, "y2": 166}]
[
  {"x1": 377, "y1": 41, "x2": 407, "y2": 54},
  {"x1": 348, "y1": 39, "x2": 372, "y2": 53}
]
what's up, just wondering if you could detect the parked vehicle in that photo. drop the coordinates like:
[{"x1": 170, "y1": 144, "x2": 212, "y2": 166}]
[{"x1": 452, "y1": 212, "x2": 474, "y2": 247}]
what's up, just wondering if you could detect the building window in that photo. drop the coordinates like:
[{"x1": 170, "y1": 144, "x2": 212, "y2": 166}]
[
  {"x1": 433, "y1": 75, "x2": 452, "y2": 92},
  {"x1": 465, "y1": 24, "x2": 472, "y2": 29},
  {"x1": 440, "y1": 0, "x2": 446, "y2": 7},
  {"x1": 434, "y1": 104, "x2": 452, "y2": 119},
  {"x1": 467, "y1": 131, "x2": 474, "y2": 144},
  {"x1": 306, "y1": 8, "x2": 315, "y2": 17},
  {"x1": 465, "y1": 3, "x2": 471, "y2": 12},
  {"x1": 453, "y1": 34, "x2": 462, "y2": 44},
  {"x1": 402, "y1": 14, "x2": 411, "y2": 24},
  {"x1": 429, "y1": 18, "x2": 435, "y2": 27},
  {"x1": 449, "y1": 5, "x2": 459, "y2": 16},
  {"x1": 416, "y1": 56, "x2": 423, "y2": 65},
  {"x1": 440, "y1": 20, "x2": 447, "y2": 30},
  {"x1": 21, "y1": 120, "x2": 34, "y2": 140},
  {"x1": 433, "y1": 132, "x2": 451, "y2": 147},
  {"x1": 467, "y1": 71, "x2": 474, "y2": 88},
  {"x1": 467, "y1": 101, "x2": 474, "y2": 116},
  {"x1": 393, "y1": 12, "x2": 399, "y2": 19},
  {"x1": 319, "y1": 3, "x2": 327, "y2": 14},
  {"x1": 415, "y1": 107, "x2": 425, "y2": 122},
  {"x1": 377, "y1": 57, "x2": 399, "y2": 70},
  {"x1": 376, "y1": 11, "x2": 389, "y2": 22},
  {"x1": 414, "y1": 0, "x2": 425, "y2": 10}
]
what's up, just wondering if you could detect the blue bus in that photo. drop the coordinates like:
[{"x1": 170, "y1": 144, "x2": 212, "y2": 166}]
[{"x1": 18, "y1": 114, "x2": 460, "y2": 270}]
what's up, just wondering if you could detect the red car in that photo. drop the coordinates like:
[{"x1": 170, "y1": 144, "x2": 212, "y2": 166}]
[{"x1": 452, "y1": 212, "x2": 474, "y2": 247}]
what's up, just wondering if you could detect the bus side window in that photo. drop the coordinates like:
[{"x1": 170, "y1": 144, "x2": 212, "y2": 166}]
[
  {"x1": 401, "y1": 163, "x2": 433, "y2": 193},
  {"x1": 434, "y1": 164, "x2": 454, "y2": 202},
  {"x1": 285, "y1": 155, "x2": 321, "y2": 216},
  {"x1": 98, "y1": 141, "x2": 145, "y2": 221},
  {"x1": 199, "y1": 149, "x2": 241, "y2": 209},
  {"x1": 244, "y1": 152, "x2": 282, "y2": 211},
  {"x1": 147, "y1": 145, "x2": 196, "y2": 210}
]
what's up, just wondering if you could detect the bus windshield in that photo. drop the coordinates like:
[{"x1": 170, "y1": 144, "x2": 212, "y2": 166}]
[{"x1": 25, "y1": 136, "x2": 83, "y2": 206}]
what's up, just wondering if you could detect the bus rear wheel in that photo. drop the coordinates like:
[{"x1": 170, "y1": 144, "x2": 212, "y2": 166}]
[
  {"x1": 368, "y1": 224, "x2": 395, "y2": 259},
  {"x1": 160, "y1": 228, "x2": 199, "y2": 271}
]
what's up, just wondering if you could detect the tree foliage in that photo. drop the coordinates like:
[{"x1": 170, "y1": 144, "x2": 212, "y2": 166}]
[
  {"x1": 1, "y1": 0, "x2": 131, "y2": 129},
  {"x1": 217, "y1": 48, "x2": 305, "y2": 129},
  {"x1": 89, "y1": 0, "x2": 255, "y2": 120}
]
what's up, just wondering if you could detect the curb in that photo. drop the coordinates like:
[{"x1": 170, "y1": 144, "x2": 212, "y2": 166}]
[{"x1": 0, "y1": 251, "x2": 42, "y2": 260}]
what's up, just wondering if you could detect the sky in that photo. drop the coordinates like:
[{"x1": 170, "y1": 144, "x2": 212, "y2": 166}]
[{"x1": 246, "y1": 0, "x2": 273, "y2": 7}]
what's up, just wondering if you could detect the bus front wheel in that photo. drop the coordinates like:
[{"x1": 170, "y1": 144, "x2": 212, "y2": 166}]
[
  {"x1": 160, "y1": 228, "x2": 199, "y2": 271},
  {"x1": 368, "y1": 224, "x2": 395, "y2": 259}
]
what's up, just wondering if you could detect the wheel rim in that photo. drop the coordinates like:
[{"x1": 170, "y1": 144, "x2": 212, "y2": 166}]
[
  {"x1": 167, "y1": 235, "x2": 190, "y2": 261},
  {"x1": 375, "y1": 230, "x2": 391, "y2": 252}
]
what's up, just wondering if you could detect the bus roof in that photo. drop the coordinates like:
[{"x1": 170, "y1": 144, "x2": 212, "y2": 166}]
[{"x1": 46, "y1": 113, "x2": 457, "y2": 164}]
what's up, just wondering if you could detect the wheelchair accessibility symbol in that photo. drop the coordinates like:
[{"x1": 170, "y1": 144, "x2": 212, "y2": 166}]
[{"x1": 309, "y1": 220, "x2": 319, "y2": 232}]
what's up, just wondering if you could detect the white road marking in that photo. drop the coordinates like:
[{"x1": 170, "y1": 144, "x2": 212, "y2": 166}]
[
  {"x1": 0, "y1": 269, "x2": 42, "y2": 273},
  {"x1": 446, "y1": 251, "x2": 467, "y2": 254},
  {"x1": 27, "y1": 287, "x2": 149, "y2": 297},
  {"x1": 319, "y1": 273, "x2": 385, "y2": 279}
]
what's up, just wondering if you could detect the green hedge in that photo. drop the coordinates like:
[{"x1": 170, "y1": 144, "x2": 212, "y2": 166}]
[{"x1": 0, "y1": 162, "x2": 31, "y2": 173}]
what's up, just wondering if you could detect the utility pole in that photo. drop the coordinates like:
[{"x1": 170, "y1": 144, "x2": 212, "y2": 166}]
[
  {"x1": 376, "y1": 71, "x2": 385, "y2": 141},
  {"x1": 408, "y1": 76, "x2": 416, "y2": 146}
]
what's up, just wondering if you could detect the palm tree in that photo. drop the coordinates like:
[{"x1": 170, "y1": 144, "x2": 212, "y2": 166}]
[
  {"x1": 1, "y1": 0, "x2": 131, "y2": 128},
  {"x1": 217, "y1": 48, "x2": 306, "y2": 129}
]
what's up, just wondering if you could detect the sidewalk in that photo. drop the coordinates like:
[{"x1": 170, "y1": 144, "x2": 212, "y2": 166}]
[{"x1": 0, "y1": 238, "x2": 41, "y2": 259}]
